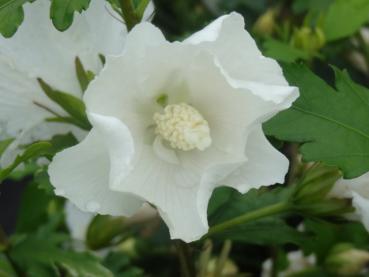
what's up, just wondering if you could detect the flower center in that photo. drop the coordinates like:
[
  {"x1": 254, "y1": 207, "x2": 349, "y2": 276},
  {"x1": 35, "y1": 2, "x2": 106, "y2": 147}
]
[{"x1": 153, "y1": 103, "x2": 212, "y2": 151}]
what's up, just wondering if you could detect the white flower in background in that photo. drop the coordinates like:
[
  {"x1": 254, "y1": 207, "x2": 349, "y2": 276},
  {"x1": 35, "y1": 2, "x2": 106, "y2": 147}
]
[
  {"x1": 331, "y1": 173, "x2": 369, "y2": 231},
  {"x1": 348, "y1": 28, "x2": 369, "y2": 75},
  {"x1": 49, "y1": 13, "x2": 299, "y2": 242},
  {"x1": 262, "y1": 251, "x2": 316, "y2": 277},
  {"x1": 0, "y1": 0, "x2": 154, "y2": 166}
]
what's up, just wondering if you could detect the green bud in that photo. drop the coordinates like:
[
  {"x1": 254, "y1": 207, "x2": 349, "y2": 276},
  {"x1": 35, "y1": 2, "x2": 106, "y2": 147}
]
[
  {"x1": 86, "y1": 215, "x2": 127, "y2": 250},
  {"x1": 206, "y1": 258, "x2": 238, "y2": 277},
  {"x1": 292, "y1": 27, "x2": 326, "y2": 55},
  {"x1": 253, "y1": 9, "x2": 276, "y2": 36},
  {"x1": 292, "y1": 164, "x2": 353, "y2": 217},
  {"x1": 117, "y1": 238, "x2": 139, "y2": 258},
  {"x1": 293, "y1": 164, "x2": 341, "y2": 204},
  {"x1": 325, "y1": 243, "x2": 369, "y2": 275}
]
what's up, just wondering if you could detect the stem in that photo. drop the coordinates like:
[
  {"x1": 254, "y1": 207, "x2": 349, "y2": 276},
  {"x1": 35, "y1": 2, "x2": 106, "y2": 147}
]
[
  {"x1": 206, "y1": 202, "x2": 290, "y2": 237},
  {"x1": 33, "y1": 101, "x2": 63, "y2": 118},
  {"x1": 174, "y1": 240, "x2": 195, "y2": 277},
  {"x1": 214, "y1": 240, "x2": 232, "y2": 277},
  {"x1": 119, "y1": 0, "x2": 140, "y2": 31},
  {"x1": 198, "y1": 240, "x2": 212, "y2": 277}
]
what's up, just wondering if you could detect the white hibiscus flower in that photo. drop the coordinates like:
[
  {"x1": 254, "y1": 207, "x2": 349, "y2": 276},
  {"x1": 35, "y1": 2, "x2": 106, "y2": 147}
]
[
  {"x1": 49, "y1": 13, "x2": 299, "y2": 242},
  {"x1": 331, "y1": 173, "x2": 369, "y2": 231},
  {"x1": 0, "y1": 0, "x2": 154, "y2": 165}
]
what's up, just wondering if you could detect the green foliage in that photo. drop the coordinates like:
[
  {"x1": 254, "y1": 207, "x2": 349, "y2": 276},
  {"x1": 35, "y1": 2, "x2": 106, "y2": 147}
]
[
  {"x1": 292, "y1": 0, "x2": 333, "y2": 14},
  {"x1": 103, "y1": 251, "x2": 145, "y2": 277},
  {"x1": 0, "y1": 142, "x2": 51, "y2": 182},
  {"x1": 15, "y1": 182, "x2": 54, "y2": 233},
  {"x1": 38, "y1": 78, "x2": 91, "y2": 130},
  {"x1": 0, "y1": 138, "x2": 14, "y2": 158},
  {"x1": 0, "y1": 253, "x2": 16, "y2": 276},
  {"x1": 323, "y1": 0, "x2": 369, "y2": 41},
  {"x1": 303, "y1": 219, "x2": 369, "y2": 262},
  {"x1": 0, "y1": 0, "x2": 28, "y2": 37},
  {"x1": 264, "y1": 64, "x2": 369, "y2": 179},
  {"x1": 75, "y1": 57, "x2": 95, "y2": 92},
  {"x1": 263, "y1": 38, "x2": 309, "y2": 63},
  {"x1": 9, "y1": 233, "x2": 113, "y2": 277},
  {"x1": 50, "y1": 0, "x2": 91, "y2": 31},
  {"x1": 48, "y1": 133, "x2": 78, "y2": 154},
  {"x1": 207, "y1": 186, "x2": 306, "y2": 245}
]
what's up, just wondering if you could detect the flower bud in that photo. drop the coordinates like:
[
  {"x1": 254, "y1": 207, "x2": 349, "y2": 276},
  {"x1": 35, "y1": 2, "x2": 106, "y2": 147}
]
[
  {"x1": 292, "y1": 27, "x2": 326, "y2": 55},
  {"x1": 86, "y1": 215, "x2": 127, "y2": 250},
  {"x1": 206, "y1": 258, "x2": 238, "y2": 277},
  {"x1": 325, "y1": 243, "x2": 369, "y2": 275},
  {"x1": 253, "y1": 9, "x2": 276, "y2": 36},
  {"x1": 292, "y1": 164, "x2": 353, "y2": 217}
]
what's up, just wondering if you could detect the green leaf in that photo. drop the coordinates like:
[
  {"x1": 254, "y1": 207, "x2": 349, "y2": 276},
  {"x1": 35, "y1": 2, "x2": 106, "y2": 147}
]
[
  {"x1": 48, "y1": 133, "x2": 78, "y2": 154},
  {"x1": 264, "y1": 64, "x2": 369, "y2": 179},
  {"x1": 16, "y1": 182, "x2": 53, "y2": 233},
  {"x1": 103, "y1": 251, "x2": 145, "y2": 277},
  {"x1": 208, "y1": 187, "x2": 305, "y2": 245},
  {"x1": 292, "y1": 0, "x2": 333, "y2": 14},
  {"x1": 0, "y1": 138, "x2": 14, "y2": 158},
  {"x1": 10, "y1": 234, "x2": 113, "y2": 277},
  {"x1": 0, "y1": 0, "x2": 28, "y2": 38},
  {"x1": 135, "y1": 0, "x2": 150, "y2": 19},
  {"x1": 323, "y1": 0, "x2": 369, "y2": 41},
  {"x1": 38, "y1": 78, "x2": 91, "y2": 130},
  {"x1": 0, "y1": 142, "x2": 52, "y2": 182},
  {"x1": 50, "y1": 0, "x2": 91, "y2": 31},
  {"x1": 75, "y1": 57, "x2": 95, "y2": 92},
  {"x1": 302, "y1": 219, "x2": 369, "y2": 262},
  {"x1": 0, "y1": 253, "x2": 16, "y2": 276},
  {"x1": 263, "y1": 38, "x2": 309, "y2": 63}
]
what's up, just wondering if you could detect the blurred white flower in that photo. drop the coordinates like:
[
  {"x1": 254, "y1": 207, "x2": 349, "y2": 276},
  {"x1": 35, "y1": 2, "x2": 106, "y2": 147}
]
[
  {"x1": 348, "y1": 28, "x2": 369, "y2": 75},
  {"x1": 331, "y1": 172, "x2": 369, "y2": 231},
  {"x1": 0, "y1": 0, "x2": 154, "y2": 166},
  {"x1": 262, "y1": 251, "x2": 316, "y2": 277},
  {"x1": 49, "y1": 13, "x2": 299, "y2": 242}
]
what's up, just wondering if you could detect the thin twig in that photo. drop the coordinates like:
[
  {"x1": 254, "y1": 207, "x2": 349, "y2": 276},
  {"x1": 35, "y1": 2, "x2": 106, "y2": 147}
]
[{"x1": 174, "y1": 240, "x2": 196, "y2": 277}]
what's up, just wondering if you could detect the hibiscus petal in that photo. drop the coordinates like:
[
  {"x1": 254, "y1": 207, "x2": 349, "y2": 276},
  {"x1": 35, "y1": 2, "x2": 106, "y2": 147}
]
[
  {"x1": 184, "y1": 12, "x2": 287, "y2": 86},
  {"x1": 87, "y1": 113, "x2": 136, "y2": 190},
  {"x1": 110, "y1": 146, "x2": 209, "y2": 242},
  {"x1": 86, "y1": 112, "x2": 208, "y2": 241},
  {"x1": 65, "y1": 202, "x2": 94, "y2": 241},
  {"x1": 48, "y1": 129, "x2": 143, "y2": 216},
  {"x1": 222, "y1": 126, "x2": 289, "y2": 192}
]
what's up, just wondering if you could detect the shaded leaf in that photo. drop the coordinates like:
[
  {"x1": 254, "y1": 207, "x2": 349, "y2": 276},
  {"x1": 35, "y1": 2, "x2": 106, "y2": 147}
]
[
  {"x1": 10, "y1": 234, "x2": 113, "y2": 277},
  {"x1": 0, "y1": 253, "x2": 16, "y2": 276},
  {"x1": 207, "y1": 187, "x2": 305, "y2": 245}
]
